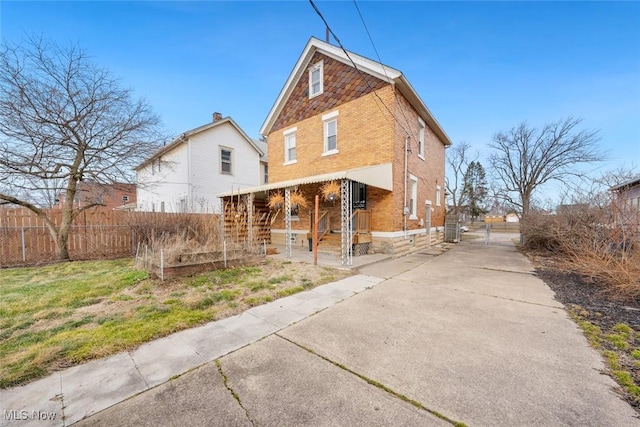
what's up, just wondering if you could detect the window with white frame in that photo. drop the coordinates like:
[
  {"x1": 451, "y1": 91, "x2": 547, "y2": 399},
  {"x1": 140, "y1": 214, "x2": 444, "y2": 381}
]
[
  {"x1": 322, "y1": 111, "x2": 338, "y2": 154},
  {"x1": 220, "y1": 147, "x2": 233, "y2": 175},
  {"x1": 410, "y1": 175, "x2": 418, "y2": 219},
  {"x1": 309, "y1": 61, "x2": 323, "y2": 98},
  {"x1": 263, "y1": 164, "x2": 268, "y2": 184},
  {"x1": 418, "y1": 117, "x2": 425, "y2": 159},
  {"x1": 436, "y1": 185, "x2": 442, "y2": 207},
  {"x1": 284, "y1": 127, "x2": 297, "y2": 164}
]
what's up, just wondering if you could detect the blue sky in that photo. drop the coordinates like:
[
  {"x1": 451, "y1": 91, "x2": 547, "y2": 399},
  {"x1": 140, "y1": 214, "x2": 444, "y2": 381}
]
[{"x1": 2, "y1": 1, "x2": 639, "y2": 200}]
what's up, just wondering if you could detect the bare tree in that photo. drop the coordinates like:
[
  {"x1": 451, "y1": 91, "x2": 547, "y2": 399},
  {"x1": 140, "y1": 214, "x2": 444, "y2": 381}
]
[
  {"x1": 489, "y1": 117, "x2": 604, "y2": 240},
  {"x1": 0, "y1": 37, "x2": 163, "y2": 260},
  {"x1": 445, "y1": 141, "x2": 477, "y2": 216}
]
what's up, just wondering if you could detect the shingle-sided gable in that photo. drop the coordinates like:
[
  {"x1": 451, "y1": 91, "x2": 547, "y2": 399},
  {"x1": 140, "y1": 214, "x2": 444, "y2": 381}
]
[{"x1": 271, "y1": 51, "x2": 388, "y2": 133}]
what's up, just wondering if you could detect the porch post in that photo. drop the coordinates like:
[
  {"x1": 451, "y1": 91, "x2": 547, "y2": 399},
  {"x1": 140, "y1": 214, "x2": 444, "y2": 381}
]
[
  {"x1": 341, "y1": 179, "x2": 352, "y2": 266},
  {"x1": 285, "y1": 187, "x2": 291, "y2": 258}
]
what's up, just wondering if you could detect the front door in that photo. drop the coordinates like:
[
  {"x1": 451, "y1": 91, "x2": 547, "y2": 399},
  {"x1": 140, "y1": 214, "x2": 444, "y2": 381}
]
[{"x1": 352, "y1": 182, "x2": 366, "y2": 210}]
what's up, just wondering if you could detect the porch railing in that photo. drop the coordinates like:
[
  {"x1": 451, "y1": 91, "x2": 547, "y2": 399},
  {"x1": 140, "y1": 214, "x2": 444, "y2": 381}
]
[
  {"x1": 351, "y1": 209, "x2": 371, "y2": 234},
  {"x1": 310, "y1": 210, "x2": 330, "y2": 241}
]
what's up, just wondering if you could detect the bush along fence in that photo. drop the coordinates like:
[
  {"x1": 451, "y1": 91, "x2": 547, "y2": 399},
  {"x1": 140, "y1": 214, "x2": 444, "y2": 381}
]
[{"x1": 0, "y1": 202, "x2": 271, "y2": 269}]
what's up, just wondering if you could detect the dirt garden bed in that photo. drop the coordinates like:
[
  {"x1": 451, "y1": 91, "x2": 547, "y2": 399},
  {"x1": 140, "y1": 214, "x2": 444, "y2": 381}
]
[{"x1": 524, "y1": 248, "x2": 640, "y2": 413}]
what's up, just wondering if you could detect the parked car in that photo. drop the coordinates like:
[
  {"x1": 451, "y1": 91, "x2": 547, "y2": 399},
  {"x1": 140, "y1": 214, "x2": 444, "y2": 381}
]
[{"x1": 460, "y1": 225, "x2": 469, "y2": 232}]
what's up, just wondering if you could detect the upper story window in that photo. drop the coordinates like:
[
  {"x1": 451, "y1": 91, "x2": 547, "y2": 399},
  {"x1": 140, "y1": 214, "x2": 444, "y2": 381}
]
[
  {"x1": 121, "y1": 195, "x2": 129, "y2": 204},
  {"x1": 284, "y1": 127, "x2": 297, "y2": 165},
  {"x1": 220, "y1": 147, "x2": 233, "y2": 175},
  {"x1": 418, "y1": 117, "x2": 425, "y2": 159},
  {"x1": 322, "y1": 111, "x2": 339, "y2": 155},
  {"x1": 436, "y1": 185, "x2": 442, "y2": 207},
  {"x1": 263, "y1": 164, "x2": 269, "y2": 184},
  {"x1": 309, "y1": 61, "x2": 323, "y2": 98}
]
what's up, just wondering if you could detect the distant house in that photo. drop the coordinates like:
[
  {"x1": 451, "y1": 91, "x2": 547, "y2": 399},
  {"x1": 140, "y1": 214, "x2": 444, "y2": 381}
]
[
  {"x1": 220, "y1": 37, "x2": 451, "y2": 262},
  {"x1": 610, "y1": 177, "x2": 640, "y2": 212},
  {"x1": 55, "y1": 182, "x2": 136, "y2": 211},
  {"x1": 610, "y1": 177, "x2": 640, "y2": 234},
  {"x1": 136, "y1": 113, "x2": 266, "y2": 213}
]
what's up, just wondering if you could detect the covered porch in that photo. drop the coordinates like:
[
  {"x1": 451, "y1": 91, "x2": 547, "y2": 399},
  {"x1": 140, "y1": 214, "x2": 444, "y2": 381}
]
[{"x1": 219, "y1": 163, "x2": 393, "y2": 266}]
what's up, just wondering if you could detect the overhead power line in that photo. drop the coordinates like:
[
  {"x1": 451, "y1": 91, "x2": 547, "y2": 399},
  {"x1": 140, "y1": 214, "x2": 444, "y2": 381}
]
[
  {"x1": 352, "y1": 0, "x2": 416, "y2": 141},
  {"x1": 308, "y1": 0, "x2": 415, "y2": 140}
]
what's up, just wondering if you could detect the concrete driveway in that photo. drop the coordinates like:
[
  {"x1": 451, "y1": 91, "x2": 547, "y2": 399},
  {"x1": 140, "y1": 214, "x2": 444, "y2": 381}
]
[{"x1": 72, "y1": 235, "x2": 638, "y2": 426}]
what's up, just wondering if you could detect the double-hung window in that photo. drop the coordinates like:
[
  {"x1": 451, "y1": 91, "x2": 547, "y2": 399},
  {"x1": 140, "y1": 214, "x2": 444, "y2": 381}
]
[
  {"x1": 322, "y1": 111, "x2": 338, "y2": 155},
  {"x1": 410, "y1": 175, "x2": 418, "y2": 220},
  {"x1": 309, "y1": 61, "x2": 323, "y2": 98},
  {"x1": 284, "y1": 127, "x2": 297, "y2": 164},
  {"x1": 418, "y1": 117, "x2": 425, "y2": 159},
  {"x1": 220, "y1": 147, "x2": 233, "y2": 175}
]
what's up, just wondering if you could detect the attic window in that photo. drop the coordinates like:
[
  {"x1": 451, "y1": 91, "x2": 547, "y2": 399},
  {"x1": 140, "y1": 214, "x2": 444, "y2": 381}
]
[{"x1": 309, "y1": 61, "x2": 323, "y2": 98}]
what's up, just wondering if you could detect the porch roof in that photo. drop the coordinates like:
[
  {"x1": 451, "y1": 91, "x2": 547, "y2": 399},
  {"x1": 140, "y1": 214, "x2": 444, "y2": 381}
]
[{"x1": 218, "y1": 163, "x2": 393, "y2": 197}]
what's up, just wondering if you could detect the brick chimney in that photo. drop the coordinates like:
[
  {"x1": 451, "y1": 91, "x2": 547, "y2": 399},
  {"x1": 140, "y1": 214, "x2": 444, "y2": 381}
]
[{"x1": 213, "y1": 112, "x2": 222, "y2": 122}]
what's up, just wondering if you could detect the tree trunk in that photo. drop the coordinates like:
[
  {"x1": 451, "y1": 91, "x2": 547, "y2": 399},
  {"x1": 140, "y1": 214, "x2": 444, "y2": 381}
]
[{"x1": 54, "y1": 233, "x2": 70, "y2": 260}]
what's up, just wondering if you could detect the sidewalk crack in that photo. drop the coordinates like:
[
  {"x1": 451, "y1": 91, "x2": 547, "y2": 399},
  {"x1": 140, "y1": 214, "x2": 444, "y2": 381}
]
[
  {"x1": 276, "y1": 334, "x2": 467, "y2": 427},
  {"x1": 127, "y1": 350, "x2": 150, "y2": 389},
  {"x1": 215, "y1": 360, "x2": 256, "y2": 426},
  {"x1": 451, "y1": 288, "x2": 562, "y2": 309}
]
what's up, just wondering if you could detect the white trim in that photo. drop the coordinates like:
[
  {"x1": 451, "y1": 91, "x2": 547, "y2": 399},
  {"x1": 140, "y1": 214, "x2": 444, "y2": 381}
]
[
  {"x1": 322, "y1": 110, "x2": 339, "y2": 121},
  {"x1": 259, "y1": 37, "x2": 452, "y2": 148},
  {"x1": 409, "y1": 174, "x2": 418, "y2": 220},
  {"x1": 284, "y1": 128, "x2": 297, "y2": 163},
  {"x1": 418, "y1": 117, "x2": 425, "y2": 160},
  {"x1": 218, "y1": 163, "x2": 393, "y2": 197},
  {"x1": 219, "y1": 145, "x2": 233, "y2": 176},
  {"x1": 283, "y1": 160, "x2": 298, "y2": 166},
  {"x1": 309, "y1": 60, "x2": 323, "y2": 98},
  {"x1": 425, "y1": 200, "x2": 432, "y2": 206},
  {"x1": 436, "y1": 185, "x2": 442, "y2": 207},
  {"x1": 323, "y1": 115, "x2": 338, "y2": 154},
  {"x1": 322, "y1": 149, "x2": 339, "y2": 157},
  {"x1": 371, "y1": 229, "x2": 427, "y2": 238}
]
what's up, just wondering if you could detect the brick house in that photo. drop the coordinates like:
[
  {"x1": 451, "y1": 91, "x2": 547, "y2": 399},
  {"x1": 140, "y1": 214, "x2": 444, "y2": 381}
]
[
  {"x1": 55, "y1": 182, "x2": 136, "y2": 211},
  {"x1": 220, "y1": 37, "x2": 451, "y2": 264}
]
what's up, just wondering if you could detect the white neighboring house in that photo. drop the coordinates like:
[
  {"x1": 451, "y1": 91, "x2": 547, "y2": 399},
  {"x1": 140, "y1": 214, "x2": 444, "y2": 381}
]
[{"x1": 136, "y1": 113, "x2": 266, "y2": 213}]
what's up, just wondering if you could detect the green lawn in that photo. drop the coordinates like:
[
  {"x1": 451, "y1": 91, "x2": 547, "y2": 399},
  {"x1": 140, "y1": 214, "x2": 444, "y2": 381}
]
[{"x1": 0, "y1": 258, "x2": 350, "y2": 388}]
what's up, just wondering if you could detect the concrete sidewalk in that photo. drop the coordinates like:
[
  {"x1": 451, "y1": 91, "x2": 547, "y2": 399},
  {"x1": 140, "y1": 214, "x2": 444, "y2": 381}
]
[
  {"x1": 4, "y1": 237, "x2": 639, "y2": 426},
  {"x1": 1, "y1": 275, "x2": 385, "y2": 427}
]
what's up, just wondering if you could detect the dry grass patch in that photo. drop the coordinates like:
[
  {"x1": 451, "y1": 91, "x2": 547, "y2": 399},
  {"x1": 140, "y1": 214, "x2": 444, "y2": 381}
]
[{"x1": 0, "y1": 257, "x2": 351, "y2": 388}]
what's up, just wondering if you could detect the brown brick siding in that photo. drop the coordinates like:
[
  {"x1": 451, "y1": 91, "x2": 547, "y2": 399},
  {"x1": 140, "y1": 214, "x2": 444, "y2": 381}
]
[
  {"x1": 272, "y1": 52, "x2": 388, "y2": 133},
  {"x1": 266, "y1": 54, "x2": 447, "y2": 241},
  {"x1": 391, "y1": 92, "x2": 447, "y2": 228}
]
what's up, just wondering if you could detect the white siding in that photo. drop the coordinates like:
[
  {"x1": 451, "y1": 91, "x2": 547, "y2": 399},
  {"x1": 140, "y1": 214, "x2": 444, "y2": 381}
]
[
  {"x1": 137, "y1": 120, "x2": 262, "y2": 213},
  {"x1": 136, "y1": 145, "x2": 190, "y2": 212},
  {"x1": 189, "y1": 122, "x2": 261, "y2": 212}
]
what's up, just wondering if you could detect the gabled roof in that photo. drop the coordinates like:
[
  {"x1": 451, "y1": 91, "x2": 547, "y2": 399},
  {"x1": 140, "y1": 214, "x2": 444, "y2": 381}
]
[
  {"x1": 260, "y1": 37, "x2": 452, "y2": 146},
  {"x1": 609, "y1": 176, "x2": 640, "y2": 191},
  {"x1": 135, "y1": 117, "x2": 263, "y2": 171}
]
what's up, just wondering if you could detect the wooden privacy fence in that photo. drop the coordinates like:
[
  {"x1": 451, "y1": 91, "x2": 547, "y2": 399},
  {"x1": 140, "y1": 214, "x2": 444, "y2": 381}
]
[{"x1": 0, "y1": 208, "x2": 270, "y2": 268}]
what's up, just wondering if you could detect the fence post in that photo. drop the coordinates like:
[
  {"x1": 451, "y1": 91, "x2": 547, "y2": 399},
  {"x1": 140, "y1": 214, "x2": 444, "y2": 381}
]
[
  {"x1": 21, "y1": 225, "x2": 26, "y2": 263},
  {"x1": 160, "y1": 248, "x2": 164, "y2": 281},
  {"x1": 223, "y1": 240, "x2": 227, "y2": 268},
  {"x1": 263, "y1": 239, "x2": 266, "y2": 255}
]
